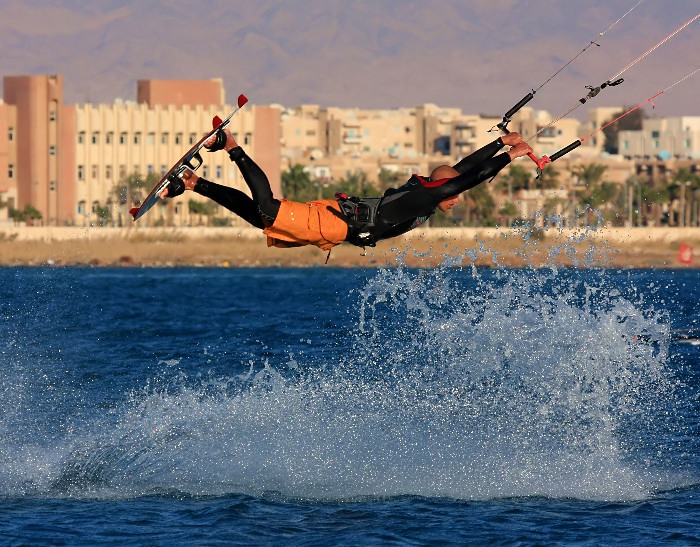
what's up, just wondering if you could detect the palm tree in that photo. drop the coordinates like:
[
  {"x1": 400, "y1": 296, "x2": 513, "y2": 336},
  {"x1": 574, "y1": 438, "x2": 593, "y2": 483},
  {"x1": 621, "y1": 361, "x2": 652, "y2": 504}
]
[
  {"x1": 282, "y1": 164, "x2": 315, "y2": 201},
  {"x1": 571, "y1": 163, "x2": 615, "y2": 225},
  {"x1": 467, "y1": 183, "x2": 496, "y2": 226},
  {"x1": 644, "y1": 183, "x2": 670, "y2": 226},
  {"x1": 499, "y1": 201, "x2": 518, "y2": 227},
  {"x1": 571, "y1": 163, "x2": 607, "y2": 188},
  {"x1": 378, "y1": 167, "x2": 402, "y2": 193},
  {"x1": 188, "y1": 199, "x2": 217, "y2": 226},
  {"x1": 113, "y1": 171, "x2": 159, "y2": 225},
  {"x1": 332, "y1": 169, "x2": 373, "y2": 197},
  {"x1": 537, "y1": 164, "x2": 560, "y2": 190},
  {"x1": 496, "y1": 164, "x2": 533, "y2": 198},
  {"x1": 671, "y1": 168, "x2": 700, "y2": 226}
]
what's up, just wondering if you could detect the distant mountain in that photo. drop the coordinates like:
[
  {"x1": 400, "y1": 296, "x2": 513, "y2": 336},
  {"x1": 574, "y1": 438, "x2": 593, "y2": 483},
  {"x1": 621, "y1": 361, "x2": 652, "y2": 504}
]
[{"x1": 0, "y1": 0, "x2": 697, "y2": 117}]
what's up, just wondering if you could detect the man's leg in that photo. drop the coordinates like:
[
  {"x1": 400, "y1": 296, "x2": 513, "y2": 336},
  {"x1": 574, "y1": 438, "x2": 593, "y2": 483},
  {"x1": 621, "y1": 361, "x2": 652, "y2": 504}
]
[
  {"x1": 229, "y1": 148, "x2": 281, "y2": 227},
  {"x1": 194, "y1": 180, "x2": 266, "y2": 229}
]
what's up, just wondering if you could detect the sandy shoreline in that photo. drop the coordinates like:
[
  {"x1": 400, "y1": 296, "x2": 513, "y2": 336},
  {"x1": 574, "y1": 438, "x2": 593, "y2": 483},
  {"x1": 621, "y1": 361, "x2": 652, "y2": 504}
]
[{"x1": 1, "y1": 226, "x2": 699, "y2": 268}]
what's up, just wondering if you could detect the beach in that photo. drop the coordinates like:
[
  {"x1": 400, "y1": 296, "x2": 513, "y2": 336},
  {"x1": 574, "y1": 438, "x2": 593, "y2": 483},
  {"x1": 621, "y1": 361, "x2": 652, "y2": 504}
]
[{"x1": 1, "y1": 225, "x2": 698, "y2": 268}]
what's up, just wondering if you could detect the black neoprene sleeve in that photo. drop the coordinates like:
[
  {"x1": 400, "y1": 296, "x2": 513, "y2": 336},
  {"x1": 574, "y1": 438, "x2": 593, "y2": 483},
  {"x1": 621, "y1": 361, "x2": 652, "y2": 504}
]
[
  {"x1": 452, "y1": 137, "x2": 505, "y2": 174},
  {"x1": 194, "y1": 179, "x2": 265, "y2": 229},
  {"x1": 431, "y1": 152, "x2": 511, "y2": 199},
  {"x1": 228, "y1": 147, "x2": 280, "y2": 222}
]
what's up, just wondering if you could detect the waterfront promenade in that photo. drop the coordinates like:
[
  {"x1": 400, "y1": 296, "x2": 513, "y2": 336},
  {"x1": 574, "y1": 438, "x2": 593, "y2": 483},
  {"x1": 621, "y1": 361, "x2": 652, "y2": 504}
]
[{"x1": 1, "y1": 226, "x2": 698, "y2": 268}]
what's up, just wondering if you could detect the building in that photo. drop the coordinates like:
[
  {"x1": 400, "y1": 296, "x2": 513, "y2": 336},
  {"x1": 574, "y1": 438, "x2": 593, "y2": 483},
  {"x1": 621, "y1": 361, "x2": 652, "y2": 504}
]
[
  {"x1": 619, "y1": 116, "x2": 700, "y2": 160},
  {"x1": 4, "y1": 72, "x2": 696, "y2": 229},
  {"x1": 2, "y1": 75, "x2": 75, "y2": 225},
  {"x1": 1, "y1": 75, "x2": 280, "y2": 227}
]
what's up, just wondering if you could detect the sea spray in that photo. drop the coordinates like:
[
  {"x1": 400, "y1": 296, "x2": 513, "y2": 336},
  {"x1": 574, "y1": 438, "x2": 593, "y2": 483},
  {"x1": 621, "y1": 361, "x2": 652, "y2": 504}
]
[{"x1": 1, "y1": 228, "x2": 686, "y2": 501}]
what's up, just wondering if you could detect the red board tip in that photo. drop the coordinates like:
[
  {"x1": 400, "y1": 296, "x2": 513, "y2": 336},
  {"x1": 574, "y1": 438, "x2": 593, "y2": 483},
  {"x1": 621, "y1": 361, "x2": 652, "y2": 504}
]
[
  {"x1": 129, "y1": 207, "x2": 139, "y2": 219},
  {"x1": 212, "y1": 115, "x2": 223, "y2": 129},
  {"x1": 237, "y1": 94, "x2": 248, "y2": 108}
]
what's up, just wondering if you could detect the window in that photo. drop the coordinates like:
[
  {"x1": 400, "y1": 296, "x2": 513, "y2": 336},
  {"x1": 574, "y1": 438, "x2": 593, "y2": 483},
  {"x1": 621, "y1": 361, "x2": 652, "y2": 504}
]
[
  {"x1": 106, "y1": 132, "x2": 113, "y2": 144},
  {"x1": 119, "y1": 165, "x2": 126, "y2": 178},
  {"x1": 189, "y1": 133, "x2": 196, "y2": 145},
  {"x1": 685, "y1": 139, "x2": 692, "y2": 148},
  {"x1": 161, "y1": 165, "x2": 167, "y2": 176},
  {"x1": 133, "y1": 132, "x2": 141, "y2": 145},
  {"x1": 91, "y1": 165, "x2": 99, "y2": 179},
  {"x1": 147, "y1": 164, "x2": 154, "y2": 174},
  {"x1": 78, "y1": 165, "x2": 84, "y2": 180},
  {"x1": 78, "y1": 201, "x2": 86, "y2": 215},
  {"x1": 120, "y1": 132, "x2": 127, "y2": 145},
  {"x1": 161, "y1": 133, "x2": 169, "y2": 145},
  {"x1": 653, "y1": 139, "x2": 660, "y2": 149},
  {"x1": 175, "y1": 133, "x2": 182, "y2": 145},
  {"x1": 8, "y1": 127, "x2": 14, "y2": 142},
  {"x1": 8, "y1": 164, "x2": 14, "y2": 178},
  {"x1": 202, "y1": 166, "x2": 209, "y2": 178},
  {"x1": 49, "y1": 110, "x2": 56, "y2": 121},
  {"x1": 216, "y1": 165, "x2": 222, "y2": 179},
  {"x1": 50, "y1": 181, "x2": 56, "y2": 192},
  {"x1": 106, "y1": 165, "x2": 112, "y2": 179},
  {"x1": 91, "y1": 132, "x2": 99, "y2": 144},
  {"x1": 622, "y1": 140, "x2": 629, "y2": 150},
  {"x1": 651, "y1": 130, "x2": 660, "y2": 138},
  {"x1": 49, "y1": 145, "x2": 56, "y2": 156},
  {"x1": 78, "y1": 131, "x2": 85, "y2": 144},
  {"x1": 92, "y1": 201, "x2": 99, "y2": 213},
  {"x1": 147, "y1": 132, "x2": 155, "y2": 145},
  {"x1": 244, "y1": 133, "x2": 252, "y2": 145}
]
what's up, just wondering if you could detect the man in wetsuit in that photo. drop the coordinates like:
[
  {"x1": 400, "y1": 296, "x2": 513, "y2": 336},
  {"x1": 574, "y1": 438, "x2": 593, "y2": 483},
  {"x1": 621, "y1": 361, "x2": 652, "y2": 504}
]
[{"x1": 161, "y1": 127, "x2": 532, "y2": 251}]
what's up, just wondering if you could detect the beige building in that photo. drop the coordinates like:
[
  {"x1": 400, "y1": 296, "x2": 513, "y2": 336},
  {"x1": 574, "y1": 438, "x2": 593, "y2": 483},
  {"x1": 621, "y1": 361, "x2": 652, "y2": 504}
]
[
  {"x1": 1, "y1": 75, "x2": 280, "y2": 227},
  {"x1": 577, "y1": 106, "x2": 625, "y2": 157},
  {"x1": 0, "y1": 98, "x2": 17, "y2": 222},
  {"x1": 6, "y1": 72, "x2": 697, "y2": 230},
  {"x1": 2, "y1": 75, "x2": 75, "y2": 225},
  {"x1": 619, "y1": 117, "x2": 700, "y2": 160},
  {"x1": 280, "y1": 103, "x2": 462, "y2": 189}
]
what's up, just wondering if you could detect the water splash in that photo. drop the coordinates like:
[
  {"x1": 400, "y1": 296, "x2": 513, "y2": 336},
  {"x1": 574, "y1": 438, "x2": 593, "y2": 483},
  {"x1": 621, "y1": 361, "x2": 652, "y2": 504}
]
[{"x1": 0, "y1": 228, "x2": 691, "y2": 502}]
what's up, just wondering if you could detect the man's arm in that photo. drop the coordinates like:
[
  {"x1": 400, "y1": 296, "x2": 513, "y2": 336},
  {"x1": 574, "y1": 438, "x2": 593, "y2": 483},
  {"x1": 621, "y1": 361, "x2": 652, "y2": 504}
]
[
  {"x1": 432, "y1": 141, "x2": 533, "y2": 199},
  {"x1": 452, "y1": 132, "x2": 525, "y2": 174}
]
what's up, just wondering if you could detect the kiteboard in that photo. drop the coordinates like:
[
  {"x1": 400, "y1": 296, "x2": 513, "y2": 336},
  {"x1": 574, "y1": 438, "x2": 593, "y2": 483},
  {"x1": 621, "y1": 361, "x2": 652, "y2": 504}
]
[{"x1": 129, "y1": 93, "x2": 249, "y2": 221}]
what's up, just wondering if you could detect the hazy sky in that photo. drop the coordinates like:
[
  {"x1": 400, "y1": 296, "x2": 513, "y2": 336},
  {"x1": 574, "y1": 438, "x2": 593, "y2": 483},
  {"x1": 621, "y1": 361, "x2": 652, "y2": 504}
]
[{"x1": 0, "y1": 0, "x2": 698, "y2": 120}]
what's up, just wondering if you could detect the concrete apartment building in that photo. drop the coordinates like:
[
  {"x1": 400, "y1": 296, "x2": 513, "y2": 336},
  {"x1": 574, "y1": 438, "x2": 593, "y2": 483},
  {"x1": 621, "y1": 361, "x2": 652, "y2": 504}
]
[
  {"x1": 280, "y1": 103, "x2": 463, "y2": 190},
  {"x1": 1, "y1": 75, "x2": 280, "y2": 227},
  {"x1": 2, "y1": 73, "x2": 698, "y2": 228},
  {"x1": 619, "y1": 116, "x2": 700, "y2": 161},
  {"x1": 280, "y1": 103, "x2": 584, "y2": 191}
]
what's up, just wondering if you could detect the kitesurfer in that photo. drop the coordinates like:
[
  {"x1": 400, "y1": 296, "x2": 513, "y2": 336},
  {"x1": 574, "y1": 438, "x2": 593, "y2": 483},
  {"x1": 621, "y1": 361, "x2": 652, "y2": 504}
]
[{"x1": 161, "y1": 128, "x2": 532, "y2": 251}]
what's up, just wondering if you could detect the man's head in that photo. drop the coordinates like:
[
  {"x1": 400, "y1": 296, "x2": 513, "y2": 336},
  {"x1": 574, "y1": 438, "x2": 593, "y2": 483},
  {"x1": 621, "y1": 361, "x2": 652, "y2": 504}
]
[
  {"x1": 430, "y1": 165, "x2": 459, "y2": 181},
  {"x1": 430, "y1": 165, "x2": 461, "y2": 212}
]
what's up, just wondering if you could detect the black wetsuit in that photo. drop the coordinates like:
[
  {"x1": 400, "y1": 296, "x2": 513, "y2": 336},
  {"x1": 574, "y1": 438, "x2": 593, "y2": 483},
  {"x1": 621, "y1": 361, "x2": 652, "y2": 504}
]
[{"x1": 192, "y1": 137, "x2": 511, "y2": 244}]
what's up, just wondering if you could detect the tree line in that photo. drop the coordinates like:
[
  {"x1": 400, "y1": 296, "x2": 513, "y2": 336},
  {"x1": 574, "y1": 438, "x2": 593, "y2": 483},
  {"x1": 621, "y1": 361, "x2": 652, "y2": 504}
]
[{"x1": 8, "y1": 157, "x2": 697, "y2": 228}]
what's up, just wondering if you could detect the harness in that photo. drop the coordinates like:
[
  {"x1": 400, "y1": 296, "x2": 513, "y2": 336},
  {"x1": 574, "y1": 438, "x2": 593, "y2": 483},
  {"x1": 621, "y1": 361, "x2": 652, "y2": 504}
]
[{"x1": 327, "y1": 193, "x2": 382, "y2": 248}]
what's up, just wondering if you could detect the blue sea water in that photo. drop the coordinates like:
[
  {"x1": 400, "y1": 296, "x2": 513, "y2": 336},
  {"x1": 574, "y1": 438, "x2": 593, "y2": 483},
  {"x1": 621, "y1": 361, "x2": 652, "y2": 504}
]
[{"x1": 0, "y1": 255, "x2": 699, "y2": 544}]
